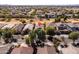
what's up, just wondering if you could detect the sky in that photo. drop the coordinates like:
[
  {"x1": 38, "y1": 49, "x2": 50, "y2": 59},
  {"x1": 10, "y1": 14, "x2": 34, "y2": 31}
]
[{"x1": 0, "y1": 0, "x2": 79, "y2": 5}]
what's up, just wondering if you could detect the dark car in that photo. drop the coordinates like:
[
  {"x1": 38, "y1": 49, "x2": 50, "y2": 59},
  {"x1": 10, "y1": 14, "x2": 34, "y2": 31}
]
[
  {"x1": 71, "y1": 27, "x2": 79, "y2": 31},
  {"x1": 58, "y1": 24, "x2": 72, "y2": 34}
]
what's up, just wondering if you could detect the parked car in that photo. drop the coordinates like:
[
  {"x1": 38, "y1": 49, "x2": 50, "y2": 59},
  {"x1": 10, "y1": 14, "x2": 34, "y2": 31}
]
[{"x1": 58, "y1": 24, "x2": 72, "y2": 34}]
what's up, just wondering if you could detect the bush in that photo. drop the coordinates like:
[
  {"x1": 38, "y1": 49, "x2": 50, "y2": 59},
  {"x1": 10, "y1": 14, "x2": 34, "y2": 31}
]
[
  {"x1": 46, "y1": 26, "x2": 56, "y2": 36},
  {"x1": 29, "y1": 30, "x2": 36, "y2": 40},
  {"x1": 2, "y1": 28, "x2": 12, "y2": 38},
  {"x1": 20, "y1": 19, "x2": 26, "y2": 24},
  {"x1": 6, "y1": 18, "x2": 11, "y2": 22},
  {"x1": 2, "y1": 28, "x2": 14, "y2": 43},
  {"x1": 29, "y1": 30, "x2": 36, "y2": 43},
  {"x1": 25, "y1": 36, "x2": 30, "y2": 45},
  {"x1": 11, "y1": 29, "x2": 16, "y2": 34},
  {"x1": 55, "y1": 17, "x2": 61, "y2": 22},
  {"x1": 69, "y1": 32, "x2": 79, "y2": 43},
  {"x1": 0, "y1": 18, "x2": 5, "y2": 21}
]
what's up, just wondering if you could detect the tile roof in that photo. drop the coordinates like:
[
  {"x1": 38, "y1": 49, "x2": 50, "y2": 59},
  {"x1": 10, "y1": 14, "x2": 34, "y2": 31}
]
[
  {"x1": 37, "y1": 46, "x2": 56, "y2": 54},
  {"x1": 11, "y1": 47, "x2": 33, "y2": 54}
]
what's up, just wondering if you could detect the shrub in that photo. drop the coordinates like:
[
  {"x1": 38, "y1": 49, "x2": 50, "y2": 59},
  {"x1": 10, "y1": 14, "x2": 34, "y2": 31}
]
[
  {"x1": 2, "y1": 28, "x2": 14, "y2": 43},
  {"x1": 29, "y1": 30, "x2": 36, "y2": 43},
  {"x1": 6, "y1": 18, "x2": 11, "y2": 22},
  {"x1": 46, "y1": 26, "x2": 56, "y2": 36},
  {"x1": 20, "y1": 19, "x2": 26, "y2": 24},
  {"x1": 69, "y1": 32, "x2": 79, "y2": 43},
  {"x1": 55, "y1": 17, "x2": 61, "y2": 22},
  {"x1": 25, "y1": 36, "x2": 30, "y2": 45},
  {"x1": 0, "y1": 18, "x2": 5, "y2": 21}
]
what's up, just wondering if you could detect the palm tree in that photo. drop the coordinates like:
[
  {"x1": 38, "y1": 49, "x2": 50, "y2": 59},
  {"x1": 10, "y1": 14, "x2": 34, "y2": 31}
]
[{"x1": 29, "y1": 30, "x2": 37, "y2": 54}]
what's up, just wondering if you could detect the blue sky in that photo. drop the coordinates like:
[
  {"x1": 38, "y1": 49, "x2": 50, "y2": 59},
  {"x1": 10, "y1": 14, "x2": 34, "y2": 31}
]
[{"x1": 0, "y1": 0, "x2": 79, "y2": 5}]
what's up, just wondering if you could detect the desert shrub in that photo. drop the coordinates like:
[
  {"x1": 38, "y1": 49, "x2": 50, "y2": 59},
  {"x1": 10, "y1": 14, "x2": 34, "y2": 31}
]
[
  {"x1": 69, "y1": 32, "x2": 79, "y2": 43},
  {"x1": 55, "y1": 17, "x2": 61, "y2": 22},
  {"x1": 20, "y1": 19, "x2": 26, "y2": 24},
  {"x1": 46, "y1": 26, "x2": 56, "y2": 36}
]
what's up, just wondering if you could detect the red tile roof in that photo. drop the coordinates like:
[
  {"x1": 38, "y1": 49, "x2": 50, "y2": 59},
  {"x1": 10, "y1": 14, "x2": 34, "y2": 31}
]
[
  {"x1": 37, "y1": 46, "x2": 56, "y2": 54},
  {"x1": 11, "y1": 47, "x2": 33, "y2": 54}
]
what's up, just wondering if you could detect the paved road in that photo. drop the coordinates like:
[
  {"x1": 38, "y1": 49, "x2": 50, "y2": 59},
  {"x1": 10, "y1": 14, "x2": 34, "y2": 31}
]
[{"x1": 61, "y1": 43, "x2": 79, "y2": 54}]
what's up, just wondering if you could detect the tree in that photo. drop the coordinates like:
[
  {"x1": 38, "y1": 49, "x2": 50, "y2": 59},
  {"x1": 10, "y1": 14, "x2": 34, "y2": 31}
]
[
  {"x1": 69, "y1": 32, "x2": 79, "y2": 44},
  {"x1": 46, "y1": 26, "x2": 56, "y2": 42},
  {"x1": 46, "y1": 26, "x2": 56, "y2": 36},
  {"x1": 29, "y1": 30, "x2": 37, "y2": 54},
  {"x1": 55, "y1": 16, "x2": 61, "y2": 22},
  {"x1": 63, "y1": 16, "x2": 68, "y2": 22}
]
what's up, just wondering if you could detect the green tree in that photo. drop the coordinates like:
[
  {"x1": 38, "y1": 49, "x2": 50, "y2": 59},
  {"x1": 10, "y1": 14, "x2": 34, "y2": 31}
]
[
  {"x1": 55, "y1": 16, "x2": 61, "y2": 22},
  {"x1": 69, "y1": 32, "x2": 79, "y2": 44},
  {"x1": 46, "y1": 26, "x2": 56, "y2": 36},
  {"x1": 63, "y1": 16, "x2": 68, "y2": 22}
]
